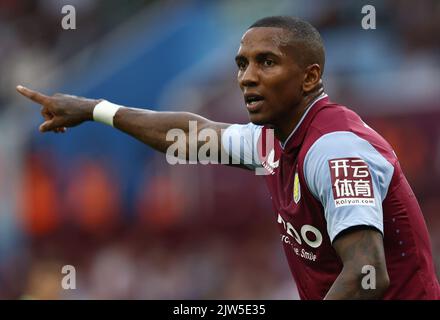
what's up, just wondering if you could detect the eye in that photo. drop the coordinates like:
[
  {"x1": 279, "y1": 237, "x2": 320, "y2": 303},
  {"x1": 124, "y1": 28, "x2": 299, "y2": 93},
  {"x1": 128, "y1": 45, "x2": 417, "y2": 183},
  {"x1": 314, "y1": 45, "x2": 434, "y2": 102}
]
[
  {"x1": 263, "y1": 59, "x2": 274, "y2": 67},
  {"x1": 237, "y1": 61, "x2": 247, "y2": 71}
]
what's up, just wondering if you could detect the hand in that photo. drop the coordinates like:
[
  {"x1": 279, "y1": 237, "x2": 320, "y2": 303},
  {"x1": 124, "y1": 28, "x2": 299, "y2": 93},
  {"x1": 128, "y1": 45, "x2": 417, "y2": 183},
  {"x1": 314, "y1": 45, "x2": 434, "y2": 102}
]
[{"x1": 16, "y1": 85, "x2": 100, "y2": 133}]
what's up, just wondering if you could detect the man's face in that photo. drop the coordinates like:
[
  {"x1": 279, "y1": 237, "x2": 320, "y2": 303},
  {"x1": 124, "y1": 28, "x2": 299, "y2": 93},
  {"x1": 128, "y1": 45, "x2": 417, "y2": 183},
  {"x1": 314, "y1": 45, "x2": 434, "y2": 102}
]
[{"x1": 236, "y1": 27, "x2": 305, "y2": 126}]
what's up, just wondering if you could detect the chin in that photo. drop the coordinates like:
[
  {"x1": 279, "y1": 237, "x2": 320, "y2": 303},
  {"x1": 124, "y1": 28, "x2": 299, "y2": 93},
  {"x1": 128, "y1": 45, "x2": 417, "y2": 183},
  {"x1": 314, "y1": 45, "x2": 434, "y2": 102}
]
[{"x1": 248, "y1": 112, "x2": 271, "y2": 126}]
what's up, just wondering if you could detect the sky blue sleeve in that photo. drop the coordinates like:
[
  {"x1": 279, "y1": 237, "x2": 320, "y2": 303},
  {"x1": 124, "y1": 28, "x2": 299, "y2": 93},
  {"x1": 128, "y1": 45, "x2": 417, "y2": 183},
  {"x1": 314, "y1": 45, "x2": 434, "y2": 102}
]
[
  {"x1": 303, "y1": 131, "x2": 395, "y2": 243},
  {"x1": 221, "y1": 123, "x2": 263, "y2": 169}
]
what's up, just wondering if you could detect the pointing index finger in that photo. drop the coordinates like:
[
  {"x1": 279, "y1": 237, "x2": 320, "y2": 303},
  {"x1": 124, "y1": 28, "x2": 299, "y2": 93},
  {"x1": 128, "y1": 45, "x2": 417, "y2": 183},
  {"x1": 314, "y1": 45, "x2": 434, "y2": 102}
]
[{"x1": 16, "y1": 85, "x2": 50, "y2": 105}]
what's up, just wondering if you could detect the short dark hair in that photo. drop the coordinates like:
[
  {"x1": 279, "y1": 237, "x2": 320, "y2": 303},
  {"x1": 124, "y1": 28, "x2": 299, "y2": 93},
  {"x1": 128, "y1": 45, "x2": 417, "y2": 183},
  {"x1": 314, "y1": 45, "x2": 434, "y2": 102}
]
[{"x1": 249, "y1": 16, "x2": 325, "y2": 75}]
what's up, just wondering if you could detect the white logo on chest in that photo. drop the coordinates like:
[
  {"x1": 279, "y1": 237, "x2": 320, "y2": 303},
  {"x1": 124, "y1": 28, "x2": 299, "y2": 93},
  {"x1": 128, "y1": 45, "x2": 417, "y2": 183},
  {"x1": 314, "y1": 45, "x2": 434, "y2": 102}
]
[{"x1": 277, "y1": 214, "x2": 323, "y2": 248}]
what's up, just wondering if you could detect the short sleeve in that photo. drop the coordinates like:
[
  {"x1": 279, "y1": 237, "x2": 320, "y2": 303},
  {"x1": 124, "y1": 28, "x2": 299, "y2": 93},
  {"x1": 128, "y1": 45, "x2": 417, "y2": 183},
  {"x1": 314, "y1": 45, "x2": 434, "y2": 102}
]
[
  {"x1": 303, "y1": 131, "x2": 395, "y2": 243},
  {"x1": 221, "y1": 123, "x2": 263, "y2": 169}
]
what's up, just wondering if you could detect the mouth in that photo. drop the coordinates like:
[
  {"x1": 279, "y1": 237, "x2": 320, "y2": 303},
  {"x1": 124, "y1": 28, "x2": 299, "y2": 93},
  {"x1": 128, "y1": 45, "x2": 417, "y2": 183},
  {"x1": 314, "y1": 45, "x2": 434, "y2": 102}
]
[{"x1": 244, "y1": 94, "x2": 265, "y2": 112}]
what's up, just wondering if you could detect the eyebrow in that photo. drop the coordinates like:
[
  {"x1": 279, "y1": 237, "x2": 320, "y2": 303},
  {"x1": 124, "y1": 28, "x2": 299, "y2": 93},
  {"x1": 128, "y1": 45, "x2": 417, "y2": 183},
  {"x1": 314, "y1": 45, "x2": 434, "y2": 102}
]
[
  {"x1": 235, "y1": 54, "x2": 245, "y2": 62},
  {"x1": 235, "y1": 50, "x2": 281, "y2": 62}
]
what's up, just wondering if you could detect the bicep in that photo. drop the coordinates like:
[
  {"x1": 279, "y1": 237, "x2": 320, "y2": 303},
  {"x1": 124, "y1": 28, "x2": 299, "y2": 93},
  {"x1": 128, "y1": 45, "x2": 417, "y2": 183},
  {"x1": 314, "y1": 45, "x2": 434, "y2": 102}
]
[
  {"x1": 333, "y1": 227, "x2": 386, "y2": 269},
  {"x1": 324, "y1": 227, "x2": 390, "y2": 299}
]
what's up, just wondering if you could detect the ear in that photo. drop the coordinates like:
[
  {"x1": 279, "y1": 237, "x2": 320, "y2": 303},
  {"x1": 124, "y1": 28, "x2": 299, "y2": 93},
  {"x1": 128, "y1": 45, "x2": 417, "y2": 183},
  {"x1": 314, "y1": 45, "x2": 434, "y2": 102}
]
[{"x1": 302, "y1": 64, "x2": 321, "y2": 93}]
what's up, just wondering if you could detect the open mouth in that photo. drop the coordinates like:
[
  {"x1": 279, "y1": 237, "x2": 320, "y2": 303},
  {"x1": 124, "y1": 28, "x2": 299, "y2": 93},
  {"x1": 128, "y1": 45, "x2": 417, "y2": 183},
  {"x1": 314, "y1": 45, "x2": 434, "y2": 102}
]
[{"x1": 245, "y1": 94, "x2": 264, "y2": 107}]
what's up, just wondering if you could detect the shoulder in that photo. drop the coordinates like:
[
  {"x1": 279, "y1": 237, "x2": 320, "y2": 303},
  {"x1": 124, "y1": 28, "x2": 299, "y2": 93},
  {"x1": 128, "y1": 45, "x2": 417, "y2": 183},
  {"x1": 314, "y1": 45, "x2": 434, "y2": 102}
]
[
  {"x1": 309, "y1": 103, "x2": 364, "y2": 138},
  {"x1": 304, "y1": 131, "x2": 394, "y2": 170},
  {"x1": 301, "y1": 103, "x2": 397, "y2": 166}
]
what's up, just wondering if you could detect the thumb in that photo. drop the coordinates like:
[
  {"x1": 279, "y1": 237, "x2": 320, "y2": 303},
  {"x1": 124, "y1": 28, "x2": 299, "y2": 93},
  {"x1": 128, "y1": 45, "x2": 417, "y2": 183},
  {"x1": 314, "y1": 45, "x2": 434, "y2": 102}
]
[{"x1": 39, "y1": 118, "x2": 62, "y2": 132}]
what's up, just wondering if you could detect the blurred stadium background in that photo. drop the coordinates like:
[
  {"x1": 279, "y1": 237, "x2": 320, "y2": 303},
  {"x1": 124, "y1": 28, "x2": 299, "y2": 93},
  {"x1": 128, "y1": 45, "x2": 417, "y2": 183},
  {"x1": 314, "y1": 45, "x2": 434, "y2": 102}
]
[{"x1": 0, "y1": 0, "x2": 439, "y2": 299}]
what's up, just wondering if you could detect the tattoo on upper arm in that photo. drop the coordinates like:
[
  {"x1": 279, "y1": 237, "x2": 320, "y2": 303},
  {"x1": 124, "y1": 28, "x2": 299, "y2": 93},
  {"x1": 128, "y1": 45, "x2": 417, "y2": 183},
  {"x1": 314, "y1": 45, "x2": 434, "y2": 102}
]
[
  {"x1": 334, "y1": 228, "x2": 383, "y2": 267},
  {"x1": 325, "y1": 228, "x2": 388, "y2": 299}
]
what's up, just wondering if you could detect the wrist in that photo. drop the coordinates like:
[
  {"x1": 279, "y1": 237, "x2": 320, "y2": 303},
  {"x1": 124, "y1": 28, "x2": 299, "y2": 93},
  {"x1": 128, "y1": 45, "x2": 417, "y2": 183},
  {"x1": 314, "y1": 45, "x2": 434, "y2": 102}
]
[
  {"x1": 84, "y1": 99, "x2": 103, "y2": 122},
  {"x1": 92, "y1": 100, "x2": 122, "y2": 127}
]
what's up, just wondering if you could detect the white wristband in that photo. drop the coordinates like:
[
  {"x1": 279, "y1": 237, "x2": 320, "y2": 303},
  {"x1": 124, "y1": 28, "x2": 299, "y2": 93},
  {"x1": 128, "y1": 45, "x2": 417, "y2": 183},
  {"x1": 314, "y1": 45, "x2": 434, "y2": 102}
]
[{"x1": 93, "y1": 100, "x2": 122, "y2": 127}]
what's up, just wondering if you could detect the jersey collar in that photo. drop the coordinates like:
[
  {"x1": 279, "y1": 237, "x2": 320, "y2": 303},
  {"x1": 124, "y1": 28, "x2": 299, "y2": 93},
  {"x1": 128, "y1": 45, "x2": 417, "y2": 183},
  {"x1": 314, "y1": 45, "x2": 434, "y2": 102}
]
[{"x1": 280, "y1": 93, "x2": 329, "y2": 150}]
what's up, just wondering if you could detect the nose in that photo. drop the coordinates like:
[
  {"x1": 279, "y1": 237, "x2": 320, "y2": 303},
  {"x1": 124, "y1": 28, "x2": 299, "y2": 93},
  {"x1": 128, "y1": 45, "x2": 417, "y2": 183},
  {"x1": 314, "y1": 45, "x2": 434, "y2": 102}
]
[{"x1": 239, "y1": 63, "x2": 259, "y2": 88}]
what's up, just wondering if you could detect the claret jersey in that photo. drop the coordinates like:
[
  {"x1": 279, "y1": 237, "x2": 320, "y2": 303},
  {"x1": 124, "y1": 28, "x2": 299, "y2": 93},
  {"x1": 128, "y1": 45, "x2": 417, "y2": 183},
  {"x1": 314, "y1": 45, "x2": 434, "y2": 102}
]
[{"x1": 222, "y1": 93, "x2": 440, "y2": 300}]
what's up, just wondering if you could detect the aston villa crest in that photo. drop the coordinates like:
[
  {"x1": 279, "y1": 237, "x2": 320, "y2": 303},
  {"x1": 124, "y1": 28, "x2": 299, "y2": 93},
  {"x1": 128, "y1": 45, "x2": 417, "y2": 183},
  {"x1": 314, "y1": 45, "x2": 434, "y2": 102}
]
[{"x1": 293, "y1": 169, "x2": 301, "y2": 204}]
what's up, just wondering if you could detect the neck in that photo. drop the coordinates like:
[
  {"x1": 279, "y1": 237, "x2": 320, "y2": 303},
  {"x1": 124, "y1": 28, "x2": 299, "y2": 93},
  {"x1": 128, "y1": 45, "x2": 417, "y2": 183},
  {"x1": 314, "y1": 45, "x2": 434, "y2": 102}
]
[{"x1": 275, "y1": 89, "x2": 324, "y2": 143}]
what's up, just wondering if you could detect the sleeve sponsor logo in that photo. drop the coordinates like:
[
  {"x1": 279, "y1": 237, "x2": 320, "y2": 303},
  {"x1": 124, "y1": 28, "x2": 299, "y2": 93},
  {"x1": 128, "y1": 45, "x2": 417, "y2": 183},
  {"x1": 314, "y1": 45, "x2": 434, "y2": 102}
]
[{"x1": 328, "y1": 158, "x2": 375, "y2": 208}]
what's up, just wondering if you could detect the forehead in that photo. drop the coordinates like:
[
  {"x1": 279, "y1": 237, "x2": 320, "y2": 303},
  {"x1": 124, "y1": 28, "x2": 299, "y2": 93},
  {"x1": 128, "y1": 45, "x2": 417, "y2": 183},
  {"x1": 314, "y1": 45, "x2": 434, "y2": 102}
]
[{"x1": 237, "y1": 27, "x2": 292, "y2": 56}]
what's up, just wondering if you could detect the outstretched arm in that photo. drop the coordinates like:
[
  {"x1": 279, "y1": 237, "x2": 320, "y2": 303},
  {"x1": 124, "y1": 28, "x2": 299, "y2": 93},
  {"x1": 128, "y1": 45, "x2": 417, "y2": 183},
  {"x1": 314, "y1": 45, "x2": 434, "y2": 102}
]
[
  {"x1": 16, "y1": 85, "x2": 232, "y2": 161},
  {"x1": 324, "y1": 227, "x2": 390, "y2": 300},
  {"x1": 113, "y1": 107, "x2": 229, "y2": 157}
]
